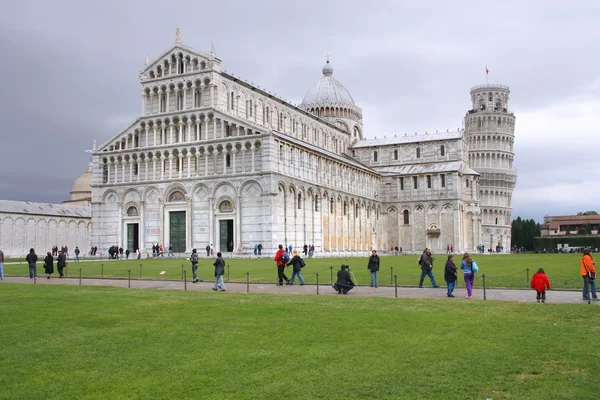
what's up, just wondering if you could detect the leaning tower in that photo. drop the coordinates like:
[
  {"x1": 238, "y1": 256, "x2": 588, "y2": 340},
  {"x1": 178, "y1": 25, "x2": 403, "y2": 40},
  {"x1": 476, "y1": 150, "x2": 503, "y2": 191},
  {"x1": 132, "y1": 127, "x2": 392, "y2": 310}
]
[{"x1": 464, "y1": 84, "x2": 517, "y2": 252}]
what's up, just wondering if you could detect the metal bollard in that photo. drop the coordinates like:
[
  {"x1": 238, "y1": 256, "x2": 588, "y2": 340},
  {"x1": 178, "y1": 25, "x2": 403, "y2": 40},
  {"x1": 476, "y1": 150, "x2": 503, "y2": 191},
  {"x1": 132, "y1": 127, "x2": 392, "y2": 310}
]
[
  {"x1": 394, "y1": 274, "x2": 398, "y2": 298},
  {"x1": 184, "y1": 270, "x2": 187, "y2": 291},
  {"x1": 181, "y1": 264, "x2": 184, "y2": 280},
  {"x1": 128, "y1": 270, "x2": 131, "y2": 288},
  {"x1": 483, "y1": 274, "x2": 487, "y2": 300},
  {"x1": 227, "y1": 265, "x2": 230, "y2": 282},
  {"x1": 139, "y1": 264, "x2": 142, "y2": 279},
  {"x1": 101, "y1": 263, "x2": 104, "y2": 279},
  {"x1": 316, "y1": 272, "x2": 320, "y2": 295},
  {"x1": 526, "y1": 268, "x2": 529, "y2": 288},
  {"x1": 79, "y1": 269, "x2": 82, "y2": 286},
  {"x1": 246, "y1": 272, "x2": 250, "y2": 293},
  {"x1": 391, "y1": 266, "x2": 394, "y2": 285},
  {"x1": 330, "y1": 266, "x2": 334, "y2": 284}
]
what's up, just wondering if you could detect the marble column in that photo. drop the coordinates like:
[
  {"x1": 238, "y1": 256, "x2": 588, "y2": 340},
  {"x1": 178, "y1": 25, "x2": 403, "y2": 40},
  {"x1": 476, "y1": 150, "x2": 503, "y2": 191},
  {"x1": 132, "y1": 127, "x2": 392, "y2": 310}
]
[
  {"x1": 187, "y1": 154, "x2": 191, "y2": 178},
  {"x1": 139, "y1": 201, "x2": 145, "y2": 251},
  {"x1": 235, "y1": 196, "x2": 242, "y2": 252}
]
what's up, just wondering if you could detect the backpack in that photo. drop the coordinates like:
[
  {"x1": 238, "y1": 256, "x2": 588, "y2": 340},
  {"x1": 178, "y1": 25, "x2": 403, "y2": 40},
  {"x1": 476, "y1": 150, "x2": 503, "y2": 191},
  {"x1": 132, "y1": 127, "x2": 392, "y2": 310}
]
[
  {"x1": 417, "y1": 255, "x2": 423, "y2": 266},
  {"x1": 190, "y1": 253, "x2": 198, "y2": 264},
  {"x1": 281, "y1": 252, "x2": 290, "y2": 264}
]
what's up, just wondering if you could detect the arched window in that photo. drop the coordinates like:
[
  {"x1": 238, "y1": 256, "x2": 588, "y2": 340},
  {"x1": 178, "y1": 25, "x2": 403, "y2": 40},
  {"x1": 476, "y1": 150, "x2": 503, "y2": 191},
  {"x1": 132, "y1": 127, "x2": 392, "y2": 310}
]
[
  {"x1": 195, "y1": 90, "x2": 201, "y2": 108},
  {"x1": 403, "y1": 210, "x2": 410, "y2": 225},
  {"x1": 393, "y1": 149, "x2": 398, "y2": 160},
  {"x1": 297, "y1": 193, "x2": 302, "y2": 209},
  {"x1": 373, "y1": 151, "x2": 378, "y2": 162},
  {"x1": 168, "y1": 191, "x2": 185, "y2": 202},
  {"x1": 416, "y1": 147, "x2": 421, "y2": 158},
  {"x1": 230, "y1": 92, "x2": 235, "y2": 111},
  {"x1": 226, "y1": 154, "x2": 231, "y2": 168},
  {"x1": 126, "y1": 206, "x2": 139, "y2": 216},
  {"x1": 330, "y1": 199, "x2": 334, "y2": 214},
  {"x1": 440, "y1": 145, "x2": 445, "y2": 156},
  {"x1": 219, "y1": 200, "x2": 233, "y2": 213},
  {"x1": 314, "y1": 196, "x2": 319, "y2": 212}
]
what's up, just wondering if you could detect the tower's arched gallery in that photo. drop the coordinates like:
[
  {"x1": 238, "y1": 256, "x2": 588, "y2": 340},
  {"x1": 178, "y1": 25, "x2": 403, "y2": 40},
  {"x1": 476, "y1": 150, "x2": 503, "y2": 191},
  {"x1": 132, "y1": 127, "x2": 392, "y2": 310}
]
[{"x1": 91, "y1": 33, "x2": 516, "y2": 255}]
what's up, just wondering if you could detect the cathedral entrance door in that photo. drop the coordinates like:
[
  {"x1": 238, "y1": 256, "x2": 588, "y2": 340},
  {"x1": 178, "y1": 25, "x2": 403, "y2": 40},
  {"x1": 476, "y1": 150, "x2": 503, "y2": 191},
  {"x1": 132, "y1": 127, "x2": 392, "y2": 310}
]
[
  {"x1": 169, "y1": 211, "x2": 186, "y2": 253},
  {"x1": 219, "y1": 219, "x2": 234, "y2": 253},
  {"x1": 127, "y1": 223, "x2": 139, "y2": 252}
]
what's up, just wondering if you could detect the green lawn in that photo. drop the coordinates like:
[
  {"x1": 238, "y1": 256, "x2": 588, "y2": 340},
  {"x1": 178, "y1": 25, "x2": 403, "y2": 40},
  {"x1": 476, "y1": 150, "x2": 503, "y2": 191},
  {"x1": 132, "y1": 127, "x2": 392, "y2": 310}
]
[
  {"x1": 0, "y1": 284, "x2": 597, "y2": 399},
  {"x1": 4, "y1": 253, "x2": 585, "y2": 289}
]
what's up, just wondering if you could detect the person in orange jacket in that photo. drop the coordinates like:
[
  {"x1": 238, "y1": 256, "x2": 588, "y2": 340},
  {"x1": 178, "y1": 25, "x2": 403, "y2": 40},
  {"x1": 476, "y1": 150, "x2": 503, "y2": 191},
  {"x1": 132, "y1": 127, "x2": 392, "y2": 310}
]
[
  {"x1": 580, "y1": 248, "x2": 597, "y2": 301},
  {"x1": 530, "y1": 268, "x2": 551, "y2": 303}
]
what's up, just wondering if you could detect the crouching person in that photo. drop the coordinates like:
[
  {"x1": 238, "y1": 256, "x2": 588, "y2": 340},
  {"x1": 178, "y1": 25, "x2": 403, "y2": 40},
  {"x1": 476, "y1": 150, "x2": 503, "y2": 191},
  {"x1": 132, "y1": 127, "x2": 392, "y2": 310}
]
[{"x1": 333, "y1": 264, "x2": 354, "y2": 294}]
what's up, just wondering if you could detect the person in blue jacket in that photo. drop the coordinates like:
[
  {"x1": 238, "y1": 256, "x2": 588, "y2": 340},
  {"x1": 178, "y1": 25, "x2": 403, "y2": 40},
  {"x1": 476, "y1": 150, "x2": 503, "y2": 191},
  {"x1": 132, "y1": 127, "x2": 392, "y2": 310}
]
[{"x1": 460, "y1": 253, "x2": 479, "y2": 299}]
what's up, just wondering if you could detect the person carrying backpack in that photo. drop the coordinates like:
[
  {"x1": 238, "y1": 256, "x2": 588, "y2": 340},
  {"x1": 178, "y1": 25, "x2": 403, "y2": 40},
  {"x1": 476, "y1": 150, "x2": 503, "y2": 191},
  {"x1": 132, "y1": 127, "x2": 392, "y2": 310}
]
[
  {"x1": 274, "y1": 244, "x2": 289, "y2": 286},
  {"x1": 287, "y1": 249, "x2": 306, "y2": 285},
  {"x1": 190, "y1": 248, "x2": 199, "y2": 283}
]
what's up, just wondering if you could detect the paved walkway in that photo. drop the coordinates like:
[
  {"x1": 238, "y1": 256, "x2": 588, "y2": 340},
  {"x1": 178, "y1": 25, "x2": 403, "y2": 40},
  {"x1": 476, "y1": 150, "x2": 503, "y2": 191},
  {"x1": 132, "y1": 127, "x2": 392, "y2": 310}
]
[{"x1": 2, "y1": 276, "x2": 597, "y2": 305}]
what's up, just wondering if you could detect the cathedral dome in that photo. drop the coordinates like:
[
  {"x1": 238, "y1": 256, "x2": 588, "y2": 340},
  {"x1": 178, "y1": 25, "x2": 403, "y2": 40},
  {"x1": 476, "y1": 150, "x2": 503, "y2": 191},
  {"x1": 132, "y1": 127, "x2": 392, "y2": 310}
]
[
  {"x1": 64, "y1": 163, "x2": 92, "y2": 206},
  {"x1": 300, "y1": 60, "x2": 355, "y2": 107}
]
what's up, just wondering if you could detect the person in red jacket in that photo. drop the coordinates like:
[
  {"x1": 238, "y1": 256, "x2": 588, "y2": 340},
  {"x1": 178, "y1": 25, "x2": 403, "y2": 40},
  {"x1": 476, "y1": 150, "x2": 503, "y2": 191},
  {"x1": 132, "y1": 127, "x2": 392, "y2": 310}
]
[
  {"x1": 273, "y1": 244, "x2": 289, "y2": 286},
  {"x1": 530, "y1": 268, "x2": 551, "y2": 303}
]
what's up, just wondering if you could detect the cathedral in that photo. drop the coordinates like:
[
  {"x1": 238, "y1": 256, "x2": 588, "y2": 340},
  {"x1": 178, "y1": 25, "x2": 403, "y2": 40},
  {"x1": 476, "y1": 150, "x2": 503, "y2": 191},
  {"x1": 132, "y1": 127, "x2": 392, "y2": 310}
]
[{"x1": 90, "y1": 31, "x2": 516, "y2": 256}]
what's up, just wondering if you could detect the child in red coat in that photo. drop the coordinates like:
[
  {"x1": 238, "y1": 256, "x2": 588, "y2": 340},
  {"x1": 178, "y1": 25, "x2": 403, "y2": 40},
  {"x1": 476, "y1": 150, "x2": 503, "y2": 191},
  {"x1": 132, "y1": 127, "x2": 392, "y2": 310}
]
[{"x1": 530, "y1": 268, "x2": 551, "y2": 303}]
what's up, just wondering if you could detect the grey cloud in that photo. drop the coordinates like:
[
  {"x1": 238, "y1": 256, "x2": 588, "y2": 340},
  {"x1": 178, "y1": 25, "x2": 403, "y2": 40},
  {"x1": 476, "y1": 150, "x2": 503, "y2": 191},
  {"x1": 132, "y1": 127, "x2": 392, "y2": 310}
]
[{"x1": 1, "y1": 0, "x2": 599, "y2": 221}]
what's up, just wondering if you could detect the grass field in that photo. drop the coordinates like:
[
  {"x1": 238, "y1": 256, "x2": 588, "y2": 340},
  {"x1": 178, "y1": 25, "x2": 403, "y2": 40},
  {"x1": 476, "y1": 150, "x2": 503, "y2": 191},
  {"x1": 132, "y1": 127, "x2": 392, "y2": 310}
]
[
  {"x1": 0, "y1": 284, "x2": 598, "y2": 400},
  {"x1": 4, "y1": 253, "x2": 586, "y2": 289}
]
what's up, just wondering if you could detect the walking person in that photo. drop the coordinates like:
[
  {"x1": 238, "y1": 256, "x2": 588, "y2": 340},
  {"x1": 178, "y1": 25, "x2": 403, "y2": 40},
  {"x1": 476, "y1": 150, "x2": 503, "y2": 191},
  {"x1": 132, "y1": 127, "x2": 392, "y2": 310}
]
[
  {"x1": 212, "y1": 252, "x2": 226, "y2": 291},
  {"x1": 444, "y1": 254, "x2": 458, "y2": 297},
  {"x1": 190, "y1": 248, "x2": 199, "y2": 283},
  {"x1": 274, "y1": 244, "x2": 289, "y2": 286},
  {"x1": 287, "y1": 249, "x2": 306, "y2": 285},
  {"x1": 74, "y1": 246, "x2": 80, "y2": 262},
  {"x1": 57, "y1": 250, "x2": 66, "y2": 278},
  {"x1": 418, "y1": 248, "x2": 439, "y2": 288},
  {"x1": 257, "y1": 243, "x2": 262, "y2": 256},
  {"x1": 581, "y1": 248, "x2": 597, "y2": 301},
  {"x1": 530, "y1": 268, "x2": 551, "y2": 303},
  {"x1": 43, "y1": 251, "x2": 54, "y2": 279},
  {"x1": 168, "y1": 244, "x2": 174, "y2": 257},
  {"x1": 205, "y1": 244, "x2": 210, "y2": 257},
  {"x1": 367, "y1": 250, "x2": 380, "y2": 288},
  {"x1": 460, "y1": 254, "x2": 479, "y2": 299},
  {"x1": 0, "y1": 248, "x2": 4, "y2": 280},
  {"x1": 26, "y1": 248, "x2": 38, "y2": 279}
]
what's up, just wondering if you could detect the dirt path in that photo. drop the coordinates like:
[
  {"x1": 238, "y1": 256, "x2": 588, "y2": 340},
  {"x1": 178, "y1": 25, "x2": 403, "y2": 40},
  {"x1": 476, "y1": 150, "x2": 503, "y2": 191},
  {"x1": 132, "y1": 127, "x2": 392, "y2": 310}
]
[{"x1": 2, "y1": 276, "x2": 597, "y2": 305}]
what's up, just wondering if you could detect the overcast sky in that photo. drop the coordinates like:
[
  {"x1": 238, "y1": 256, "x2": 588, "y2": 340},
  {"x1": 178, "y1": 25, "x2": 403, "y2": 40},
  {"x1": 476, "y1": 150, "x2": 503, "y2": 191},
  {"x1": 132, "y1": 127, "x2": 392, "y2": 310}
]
[{"x1": 1, "y1": 0, "x2": 599, "y2": 222}]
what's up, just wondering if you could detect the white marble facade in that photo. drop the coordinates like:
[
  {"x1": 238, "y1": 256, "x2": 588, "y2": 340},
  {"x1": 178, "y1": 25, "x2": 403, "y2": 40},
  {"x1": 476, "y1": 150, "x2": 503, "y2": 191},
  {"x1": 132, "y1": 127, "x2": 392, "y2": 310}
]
[{"x1": 90, "y1": 32, "x2": 516, "y2": 256}]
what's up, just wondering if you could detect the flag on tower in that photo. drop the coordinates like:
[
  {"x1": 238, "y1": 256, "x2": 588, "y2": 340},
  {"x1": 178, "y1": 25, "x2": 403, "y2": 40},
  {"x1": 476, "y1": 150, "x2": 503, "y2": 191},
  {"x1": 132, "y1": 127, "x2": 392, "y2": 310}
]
[{"x1": 485, "y1": 66, "x2": 489, "y2": 74}]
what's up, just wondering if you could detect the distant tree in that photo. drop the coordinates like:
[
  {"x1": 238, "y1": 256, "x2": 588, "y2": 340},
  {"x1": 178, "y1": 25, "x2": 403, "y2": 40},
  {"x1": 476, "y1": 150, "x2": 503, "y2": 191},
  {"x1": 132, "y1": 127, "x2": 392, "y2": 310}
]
[
  {"x1": 511, "y1": 217, "x2": 541, "y2": 250},
  {"x1": 577, "y1": 211, "x2": 598, "y2": 215}
]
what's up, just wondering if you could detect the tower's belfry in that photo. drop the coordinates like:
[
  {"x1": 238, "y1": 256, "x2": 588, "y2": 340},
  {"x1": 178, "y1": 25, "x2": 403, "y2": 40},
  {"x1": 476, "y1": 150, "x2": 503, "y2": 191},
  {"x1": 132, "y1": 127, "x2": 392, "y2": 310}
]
[{"x1": 464, "y1": 84, "x2": 517, "y2": 251}]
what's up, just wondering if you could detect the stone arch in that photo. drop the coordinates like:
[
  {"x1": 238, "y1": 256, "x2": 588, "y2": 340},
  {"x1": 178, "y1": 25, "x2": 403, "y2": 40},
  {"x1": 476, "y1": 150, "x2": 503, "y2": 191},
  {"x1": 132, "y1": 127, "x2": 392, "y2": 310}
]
[
  {"x1": 212, "y1": 181, "x2": 236, "y2": 199},
  {"x1": 164, "y1": 183, "x2": 188, "y2": 202},
  {"x1": 192, "y1": 183, "x2": 210, "y2": 202},
  {"x1": 103, "y1": 190, "x2": 120, "y2": 204},
  {"x1": 240, "y1": 180, "x2": 262, "y2": 198}
]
